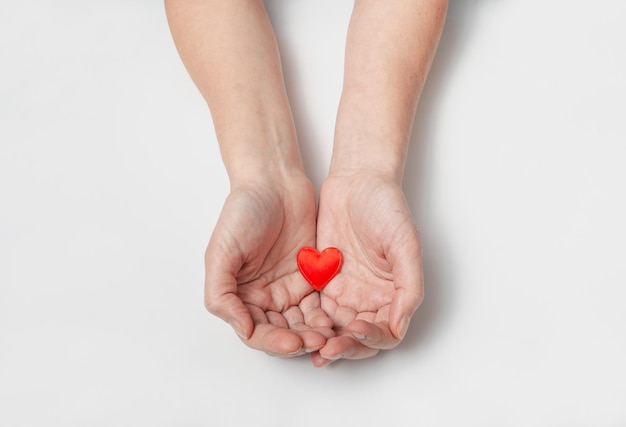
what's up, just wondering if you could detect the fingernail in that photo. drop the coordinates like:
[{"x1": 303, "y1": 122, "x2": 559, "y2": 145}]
[
  {"x1": 352, "y1": 332, "x2": 367, "y2": 340},
  {"x1": 230, "y1": 322, "x2": 247, "y2": 340},
  {"x1": 397, "y1": 316, "x2": 410, "y2": 339},
  {"x1": 325, "y1": 354, "x2": 343, "y2": 361},
  {"x1": 315, "y1": 358, "x2": 331, "y2": 368}
]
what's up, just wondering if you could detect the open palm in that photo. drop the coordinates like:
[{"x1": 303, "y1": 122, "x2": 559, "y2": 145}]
[
  {"x1": 312, "y1": 173, "x2": 424, "y2": 365},
  {"x1": 204, "y1": 174, "x2": 334, "y2": 356}
]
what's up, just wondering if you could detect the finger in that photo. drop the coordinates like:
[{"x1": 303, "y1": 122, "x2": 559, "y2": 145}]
[
  {"x1": 248, "y1": 304, "x2": 268, "y2": 324},
  {"x1": 300, "y1": 292, "x2": 334, "y2": 329},
  {"x1": 283, "y1": 306, "x2": 333, "y2": 352},
  {"x1": 266, "y1": 311, "x2": 289, "y2": 328},
  {"x1": 245, "y1": 306, "x2": 305, "y2": 356},
  {"x1": 204, "y1": 242, "x2": 254, "y2": 340},
  {"x1": 388, "y1": 227, "x2": 424, "y2": 340},
  {"x1": 318, "y1": 335, "x2": 379, "y2": 362},
  {"x1": 205, "y1": 287, "x2": 254, "y2": 340},
  {"x1": 245, "y1": 323, "x2": 305, "y2": 357},
  {"x1": 348, "y1": 319, "x2": 400, "y2": 350},
  {"x1": 310, "y1": 351, "x2": 331, "y2": 368},
  {"x1": 328, "y1": 305, "x2": 359, "y2": 330}
]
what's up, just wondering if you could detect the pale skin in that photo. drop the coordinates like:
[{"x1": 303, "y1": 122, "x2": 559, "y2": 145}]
[{"x1": 165, "y1": 0, "x2": 447, "y2": 366}]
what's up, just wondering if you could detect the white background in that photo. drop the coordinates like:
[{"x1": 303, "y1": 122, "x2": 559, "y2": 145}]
[{"x1": 1, "y1": 0, "x2": 625, "y2": 425}]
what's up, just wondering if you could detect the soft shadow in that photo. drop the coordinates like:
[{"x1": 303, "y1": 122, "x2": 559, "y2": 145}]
[{"x1": 401, "y1": 0, "x2": 486, "y2": 349}]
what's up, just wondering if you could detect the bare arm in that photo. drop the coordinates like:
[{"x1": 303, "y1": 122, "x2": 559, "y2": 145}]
[
  {"x1": 166, "y1": 1, "x2": 330, "y2": 355},
  {"x1": 165, "y1": 0, "x2": 304, "y2": 184},
  {"x1": 314, "y1": 0, "x2": 448, "y2": 365},
  {"x1": 331, "y1": 0, "x2": 448, "y2": 182}
]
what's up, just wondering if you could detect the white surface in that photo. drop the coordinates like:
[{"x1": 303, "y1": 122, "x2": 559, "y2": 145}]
[{"x1": 1, "y1": 0, "x2": 625, "y2": 425}]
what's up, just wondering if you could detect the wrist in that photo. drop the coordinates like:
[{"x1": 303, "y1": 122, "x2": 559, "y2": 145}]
[
  {"x1": 328, "y1": 147, "x2": 406, "y2": 184},
  {"x1": 329, "y1": 123, "x2": 407, "y2": 184},
  {"x1": 227, "y1": 155, "x2": 306, "y2": 190},
  {"x1": 218, "y1": 128, "x2": 306, "y2": 188},
  {"x1": 329, "y1": 83, "x2": 412, "y2": 184}
]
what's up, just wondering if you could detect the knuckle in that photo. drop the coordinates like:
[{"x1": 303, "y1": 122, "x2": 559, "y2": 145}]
[
  {"x1": 415, "y1": 288, "x2": 425, "y2": 308},
  {"x1": 204, "y1": 293, "x2": 219, "y2": 314}
]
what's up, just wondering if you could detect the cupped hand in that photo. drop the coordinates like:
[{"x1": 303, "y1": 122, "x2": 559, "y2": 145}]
[
  {"x1": 311, "y1": 172, "x2": 424, "y2": 366},
  {"x1": 204, "y1": 173, "x2": 334, "y2": 357}
]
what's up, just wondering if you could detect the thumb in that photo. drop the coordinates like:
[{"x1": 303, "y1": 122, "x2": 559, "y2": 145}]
[
  {"x1": 204, "y1": 243, "x2": 254, "y2": 340},
  {"x1": 388, "y1": 230, "x2": 424, "y2": 340},
  {"x1": 205, "y1": 288, "x2": 253, "y2": 340}
]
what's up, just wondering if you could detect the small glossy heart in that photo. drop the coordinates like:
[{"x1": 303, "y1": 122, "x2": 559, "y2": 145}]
[{"x1": 297, "y1": 246, "x2": 343, "y2": 291}]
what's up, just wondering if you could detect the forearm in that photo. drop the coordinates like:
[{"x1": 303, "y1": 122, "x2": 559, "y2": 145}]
[
  {"x1": 330, "y1": 0, "x2": 448, "y2": 182},
  {"x1": 165, "y1": 0, "x2": 303, "y2": 184}
]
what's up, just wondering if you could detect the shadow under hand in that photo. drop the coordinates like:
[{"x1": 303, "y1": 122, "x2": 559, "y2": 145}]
[{"x1": 400, "y1": 0, "x2": 486, "y2": 351}]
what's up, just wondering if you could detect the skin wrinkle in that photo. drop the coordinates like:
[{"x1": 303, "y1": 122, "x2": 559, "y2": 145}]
[
  {"x1": 248, "y1": 304, "x2": 268, "y2": 324},
  {"x1": 236, "y1": 188, "x2": 283, "y2": 280},
  {"x1": 350, "y1": 178, "x2": 396, "y2": 279},
  {"x1": 269, "y1": 280, "x2": 298, "y2": 312},
  {"x1": 204, "y1": 240, "x2": 240, "y2": 313},
  {"x1": 283, "y1": 306, "x2": 304, "y2": 326},
  {"x1": 266, "y1": 311, "x2": 288, "y2": 328},
  {"x1": 238, "y1": 274, "x2": 293, "y2": 312}
]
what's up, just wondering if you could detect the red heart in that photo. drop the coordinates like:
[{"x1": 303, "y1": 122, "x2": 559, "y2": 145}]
[{"x1": 297, "y1": 246, "x2": 343, "y2": 291}]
